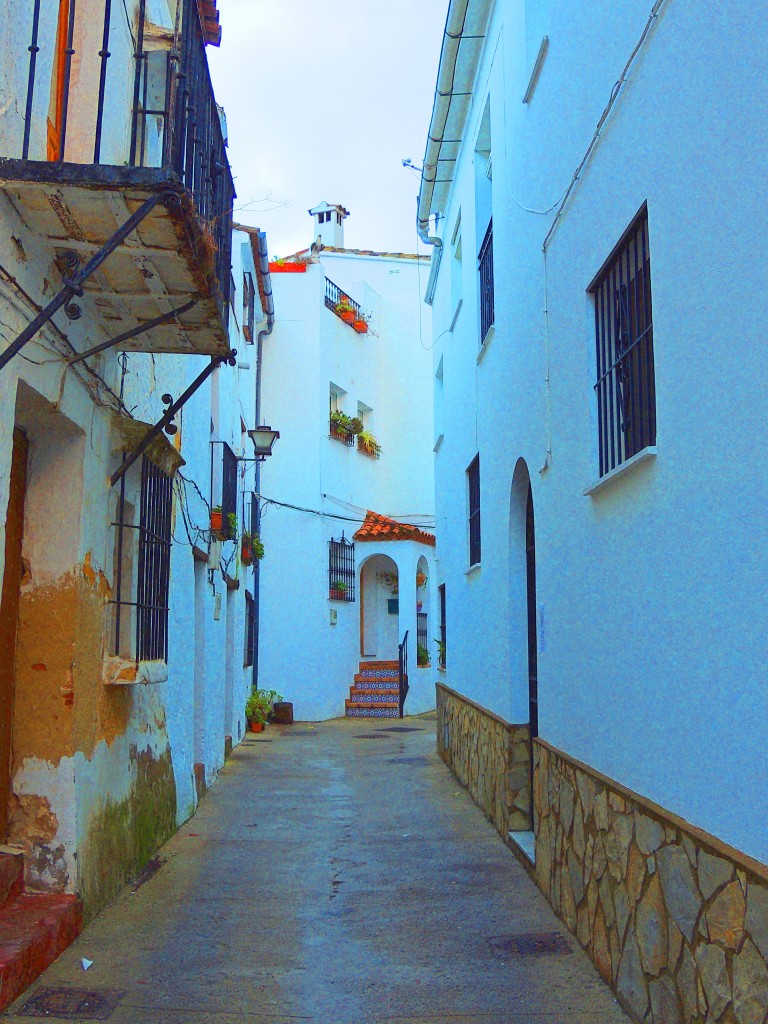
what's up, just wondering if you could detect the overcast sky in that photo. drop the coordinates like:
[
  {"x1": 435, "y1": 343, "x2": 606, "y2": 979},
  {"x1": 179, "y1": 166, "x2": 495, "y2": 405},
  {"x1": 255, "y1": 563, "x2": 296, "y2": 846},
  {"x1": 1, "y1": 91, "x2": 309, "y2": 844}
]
[{"x1": 207, "y1": 0, "x2": 448, "y2": 258}]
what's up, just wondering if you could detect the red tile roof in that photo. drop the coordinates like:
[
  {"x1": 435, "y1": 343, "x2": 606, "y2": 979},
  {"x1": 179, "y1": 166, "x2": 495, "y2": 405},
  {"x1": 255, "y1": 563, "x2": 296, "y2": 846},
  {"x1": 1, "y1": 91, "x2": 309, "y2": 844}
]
[
  {"x1": 198, "y1": 0, "x2": 222, "y2": 45},
  {"x1": 354, "y1": 511, "x2": 435, "y2": 546}
]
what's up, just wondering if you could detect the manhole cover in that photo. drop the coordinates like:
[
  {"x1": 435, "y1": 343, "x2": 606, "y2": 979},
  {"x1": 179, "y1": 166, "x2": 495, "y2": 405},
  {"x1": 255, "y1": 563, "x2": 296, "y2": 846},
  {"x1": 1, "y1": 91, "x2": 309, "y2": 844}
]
[
  {"x1": 380, "y1": 726, "x2": 424, "y2": 733},
  {"x1": 386, "y1": 756, "x2": 430, "y2": 765},
  {"x1": 353, "y1": 734, "x2": 389, "y2": 740},
  {"x1": 18, "y1": 987, "x2": 125, "y2": 1019},
  {"x1": 488, "y1": 932, "x2": 572, "y2": 956}
]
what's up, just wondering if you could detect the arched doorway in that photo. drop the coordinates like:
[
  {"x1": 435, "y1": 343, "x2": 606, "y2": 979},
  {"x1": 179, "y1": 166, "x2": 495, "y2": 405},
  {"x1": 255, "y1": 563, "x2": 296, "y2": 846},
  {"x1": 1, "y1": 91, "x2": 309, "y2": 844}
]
[{"x1": 359, "y1": 554, "x2": 399, "y2": 659}]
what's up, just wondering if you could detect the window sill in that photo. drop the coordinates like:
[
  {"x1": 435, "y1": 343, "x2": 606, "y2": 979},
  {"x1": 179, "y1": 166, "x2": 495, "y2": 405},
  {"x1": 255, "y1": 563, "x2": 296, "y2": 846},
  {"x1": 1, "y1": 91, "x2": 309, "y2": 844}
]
[
  {"x1": 477, "y1": 324, "x2": 495, "y2": 365},
  {"x1": 464, "y1": 563, "x2": 482, "y2": 578},
  {"x1": 583, "y1": 446, "x2": 657, "y2": 496},
  {"x1": 103, "y1": 656, "x2": 168, "y2": 686},
  {"x1": 433, "y1": 433, "x2": 444, "y2": 453},
  {"x1": 449, "y1": 298, "x2": 463, "y2": 332}
]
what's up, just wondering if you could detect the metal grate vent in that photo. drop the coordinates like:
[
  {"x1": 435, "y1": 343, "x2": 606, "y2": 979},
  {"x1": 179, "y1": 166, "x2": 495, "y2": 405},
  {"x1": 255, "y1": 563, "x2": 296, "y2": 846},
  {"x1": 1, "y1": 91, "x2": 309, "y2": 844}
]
[
  {"x1": 386, "y1": 756, "x2": 430, "y2": 765},
  {"x1": 488, "y1": 932, "x2": 572, "y2": 957},
  {"x1": 353, "y1": 734, "x2": 389, "y2": 740},
  {"x1": 18, "y1": 988, "x2": 125, "y2": 1019}
]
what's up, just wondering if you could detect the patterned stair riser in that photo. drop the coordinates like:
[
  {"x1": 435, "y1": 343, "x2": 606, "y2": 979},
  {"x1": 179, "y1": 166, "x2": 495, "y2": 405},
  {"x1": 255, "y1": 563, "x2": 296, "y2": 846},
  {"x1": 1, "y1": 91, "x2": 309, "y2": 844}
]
[
  {"x1": 345, "y1": 706, "x2": 399, "y2": 718},
  {"x1": 348, "y1": 694, "x2": 399, "y2": 705},
  {"x1": 352, "y1": 682, "x2": 399, "y2": 693},
  {"x1": 359, "y1": 669, "x2": 399, "y2": 680}
]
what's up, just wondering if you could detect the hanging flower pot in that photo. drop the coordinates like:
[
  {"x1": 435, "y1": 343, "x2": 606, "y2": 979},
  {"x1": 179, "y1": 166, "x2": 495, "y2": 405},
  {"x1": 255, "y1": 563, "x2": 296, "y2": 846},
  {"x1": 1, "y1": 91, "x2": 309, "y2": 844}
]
[
  {"x1": 352, "y1": 318, "x2": 368, "y2": 334},
  {"x1": 416, "y1": 571, "x2": 428, "y2": 589},
  {"x1": 211, "y1": 509, "x2": 225, "y2": 539},
  {"x1": 241, "y1": 544, "x2": 253, "y2": 566},
  {"x1": 339, "y1": 309, "x2": 355, "y2": 324}
]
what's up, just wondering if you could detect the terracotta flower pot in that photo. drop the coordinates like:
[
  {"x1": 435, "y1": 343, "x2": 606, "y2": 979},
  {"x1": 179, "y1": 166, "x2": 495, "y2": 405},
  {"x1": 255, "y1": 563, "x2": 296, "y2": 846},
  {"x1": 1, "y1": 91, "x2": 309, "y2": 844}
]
[
  {"x1": 352, "y1": 319, "x2": 368, "y2": 334},
  {"x1": 339, "y1": 309, "x2": 355, "y2": 324},
  {"x1": 248, "y1": 720, "x2": 264, "y2": 733},
  {"x1": 416, "y1": 572, "x2": 428, "y2": 588},
  {"x1": 241, "y1": 546, "x2": 253, "y2": 565},
  {"x1": 268, "y1": 262, "x2": 306, "y2": 273},
  {"x1": 211, "y1": 510, "x2": 225, "y2": 538}
]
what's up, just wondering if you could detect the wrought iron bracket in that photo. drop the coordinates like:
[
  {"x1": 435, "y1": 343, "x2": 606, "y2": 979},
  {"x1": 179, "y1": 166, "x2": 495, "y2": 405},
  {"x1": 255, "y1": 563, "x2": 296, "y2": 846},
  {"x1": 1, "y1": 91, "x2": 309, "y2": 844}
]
[
  {"x1": 0, "y1": 189, "x2": 180, "y2": 374},
  {"x1": 110, "y1": 348, "x2": 237, "y2": 488},
  {"x1": 67, "y1": 299, "x2": 197, "y2": 365}
]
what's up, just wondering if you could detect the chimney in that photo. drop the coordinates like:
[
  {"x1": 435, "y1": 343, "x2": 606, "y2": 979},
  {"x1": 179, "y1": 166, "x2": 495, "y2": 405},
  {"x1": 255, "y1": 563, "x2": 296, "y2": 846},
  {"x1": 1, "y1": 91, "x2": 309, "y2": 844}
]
[{"x1": 308, "y1": 201, "x2": 349, "y2": 250}]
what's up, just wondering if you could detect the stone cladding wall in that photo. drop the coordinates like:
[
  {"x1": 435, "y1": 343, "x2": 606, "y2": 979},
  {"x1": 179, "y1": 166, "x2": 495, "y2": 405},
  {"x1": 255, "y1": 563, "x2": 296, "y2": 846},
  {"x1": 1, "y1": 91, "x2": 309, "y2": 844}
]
[
  {"x1": 436, "y1": 683, "x2": 531, "y2": 834},
  {"x1": 534, "y1": 740, "x2": 768, "y2": 1024}
]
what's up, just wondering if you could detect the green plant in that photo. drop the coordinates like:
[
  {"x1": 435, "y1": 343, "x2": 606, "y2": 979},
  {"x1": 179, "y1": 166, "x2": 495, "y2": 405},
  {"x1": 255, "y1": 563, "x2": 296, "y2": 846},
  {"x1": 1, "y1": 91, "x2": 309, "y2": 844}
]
[
  {"x1": 434, "y1": 637, "x2": 446, "y2": 663},
  {"x1": 226, "y1": 511, "x2": 238, "y2": 537},
  {"x1": 245, "y1": 688, "x2": 284, "y2": 724},
  {"x1": 242, "y1": 530, "x2": 265, "y2": 560},
  {"x1": 331, "y1": 580, "x2": 348, "y2": 592},
  {"x1": 329, "y1": 411, "x2": 363, "y2": 437},
  {"x1": 417, "y1": 642, "x2": 430, "y2": 666},
  {"x1": 358, "y1": 430, "x2": 378, "y2": 447}
]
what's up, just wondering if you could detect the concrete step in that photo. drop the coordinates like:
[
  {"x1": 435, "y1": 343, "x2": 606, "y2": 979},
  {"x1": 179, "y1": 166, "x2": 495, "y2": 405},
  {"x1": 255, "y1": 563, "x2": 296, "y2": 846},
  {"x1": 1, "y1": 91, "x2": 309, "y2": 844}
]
[
  {"x1": 358, "y1": 660, "x2": 399, "y2": 670},
  {"x1": 0, "y1": 850, "x2": 24, "y2": 911},
  {"x1": 0, "y1": 893, "x2": 83, "y2": 1011}
]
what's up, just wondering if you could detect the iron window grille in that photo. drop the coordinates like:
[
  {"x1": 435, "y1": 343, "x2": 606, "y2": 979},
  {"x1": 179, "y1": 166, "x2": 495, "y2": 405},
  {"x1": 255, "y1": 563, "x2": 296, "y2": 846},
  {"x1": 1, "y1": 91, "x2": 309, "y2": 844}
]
[
  {"x1": 590, "y1": 206, "x2": 656, "y2": 476},
  {"x1": 328, "y1": 534, "x2": 355, "y2": 601},
  {"x1": 243, "y1": 272, "x2": 256, "y2": 343},
  {"x1": 111, "y1": 456, "x2": 173, "y2": 662},
  {"x1": 478, "y1": 219, "x2": 494, "y2": 342},
  {"x1": 329, "y1": 417, "x2": 355, "y2": 446},
  {"x1": 324, "y1": 278, "x2": 363, "y2": 324},
  {"x1": 417, "y1": 611, "x2": 428, "y2": 655},
  {"x1": 467, "y1": 454, "x2": 481, "y2": 566},
  {"x1": 357, "y1": 435, "x2": 381, "y2": 459},
  {"x1": 244, "y1": 590, "x2": 255, "y2": 668},
  {"x1": 210, "y1": 441, "x2": 238, "y2": 540}
]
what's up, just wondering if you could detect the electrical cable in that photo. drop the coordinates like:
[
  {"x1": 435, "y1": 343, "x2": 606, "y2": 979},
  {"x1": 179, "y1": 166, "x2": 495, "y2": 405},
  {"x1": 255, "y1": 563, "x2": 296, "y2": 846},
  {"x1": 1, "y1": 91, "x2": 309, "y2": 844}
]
[{"x1": 257, "y1": 491, "x2": 435, "y2": 530}]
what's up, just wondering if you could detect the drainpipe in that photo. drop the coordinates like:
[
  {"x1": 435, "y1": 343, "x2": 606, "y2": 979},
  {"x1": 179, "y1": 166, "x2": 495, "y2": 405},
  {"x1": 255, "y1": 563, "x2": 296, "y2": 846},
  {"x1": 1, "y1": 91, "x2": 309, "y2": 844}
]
[{"x1": 252, "y1": 230, "x2": 274, "y2": 685}]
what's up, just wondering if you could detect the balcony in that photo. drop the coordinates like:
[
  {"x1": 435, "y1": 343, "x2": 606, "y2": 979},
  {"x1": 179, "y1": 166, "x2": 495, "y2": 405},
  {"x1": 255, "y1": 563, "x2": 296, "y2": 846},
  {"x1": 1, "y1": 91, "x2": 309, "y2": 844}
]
[
  {"x1": 0, "y1": 0, "x2": 234, "y2": 361},
  {"x1": 324, "y1": 278, "x2": 369, "y2": 334}
]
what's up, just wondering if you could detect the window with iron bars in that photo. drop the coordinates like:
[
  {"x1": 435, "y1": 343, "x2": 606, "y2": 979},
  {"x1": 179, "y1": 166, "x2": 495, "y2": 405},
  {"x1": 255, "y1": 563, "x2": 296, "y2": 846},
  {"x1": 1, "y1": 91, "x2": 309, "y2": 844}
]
[
  {"x1": 328, "y1": 534, "x2": 355, "y2": 601},
  {"x1": 467, "y1": 455, "x2": 481, "y2": 567},
  {"x1": 590, "y1": 206, "x2": 656, "y2": 477},
  {"x1": 210, "y1": 441, "x2": 238, "y2": 540},
  {"x1": 438, "y1": 584, "x2": 446, "y2": 669},
  {"x1": 478, "y1": 219, "x2": 494, "y2": 343},
  {"x1": 111, "y1": 456, "x2": 173, "y2": 662},
  {"x1": 244, "y1": 590, "x2": 255, "y2": 668},
  {"x1": 243, "y1": 272, "x2": 255, "y2": 343}
]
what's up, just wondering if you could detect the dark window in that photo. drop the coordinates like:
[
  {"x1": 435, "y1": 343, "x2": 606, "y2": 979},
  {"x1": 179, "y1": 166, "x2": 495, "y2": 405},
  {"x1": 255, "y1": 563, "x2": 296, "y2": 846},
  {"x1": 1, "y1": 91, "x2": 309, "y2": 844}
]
[
  {"x1": 112, "y1": 457, "x2": 173, "y2": 662},
  {"x1": 467, "y1": 455, "x2": 481, "y2": 566},
  {"x1": 242, "y1": 272, "x2": 255, "y2": 343},
  {"x1": 590, "y1": 206, "x2": 656, "y2": 476},
  {"x1": 438, "y1": 583, "x2": 446, "y2": 669},
  {"x1": 210, "y1": 441, "x2": 238, "y2": 540},
  {"x1": 244, "y1": 591, "x2": 255, "y2": 668},
  {"x1": 328, "y1": 534, "x2": 355, "y2": 601},
  {"x1": 478, "y1": 219, "x2": 494, "y2": 342}
]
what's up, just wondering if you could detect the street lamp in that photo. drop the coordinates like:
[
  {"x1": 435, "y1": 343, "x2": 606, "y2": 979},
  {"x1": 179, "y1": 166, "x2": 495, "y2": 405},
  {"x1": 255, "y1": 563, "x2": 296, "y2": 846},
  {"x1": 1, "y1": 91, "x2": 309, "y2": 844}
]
[{"x1": 247, "y1": 425, "x2": 280, "y2": 459}]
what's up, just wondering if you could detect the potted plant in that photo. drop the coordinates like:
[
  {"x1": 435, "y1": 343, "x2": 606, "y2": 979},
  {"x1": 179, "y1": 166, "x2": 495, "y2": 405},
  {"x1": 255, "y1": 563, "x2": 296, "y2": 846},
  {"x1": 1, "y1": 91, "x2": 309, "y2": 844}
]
[
  {"x1": 357, "y1": 430, "x2": 379, "y2": 457},
  {"x1": 329, "y1": 580, "x2": 348, "y2": 600},
  {"x1": 245, "y1": 691, "x2": 270, "y2": 732},
  {"x1": 210, "y1": 505, "x2": 225, "y2": 539},
  {"x1": 416, "y1": 570, "x2": 428, "y2": 589},
  {"x1": 241, "y1": 531, "x2": 264, "y2": 565},
  {"x1": 352, "y1": 311, "x2": 370, "y2": 334},
  {"x1": 335, "y1": 297, "x2": 356, "y2": 324},
  {"x1": 434, "y1": 637, "x2": 446, "y2": 667},
  {"x1": 417, "y1": 642, "x2": 430, "y2": 667}
]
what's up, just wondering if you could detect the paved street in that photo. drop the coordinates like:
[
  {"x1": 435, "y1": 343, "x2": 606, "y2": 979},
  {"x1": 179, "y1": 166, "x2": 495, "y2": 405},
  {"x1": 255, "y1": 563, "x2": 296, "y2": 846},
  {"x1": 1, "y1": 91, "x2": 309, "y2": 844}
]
[{"x1": 5, "y1": 717, "x2": 630, "y2": 1024}]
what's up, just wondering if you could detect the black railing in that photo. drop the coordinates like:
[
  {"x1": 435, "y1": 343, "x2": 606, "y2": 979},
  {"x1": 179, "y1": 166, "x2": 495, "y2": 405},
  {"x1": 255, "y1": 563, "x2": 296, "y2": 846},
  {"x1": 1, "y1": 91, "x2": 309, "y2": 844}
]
[
  {"x1": 330, "y1": 419, "x2": 355, "y2": 446},
  {"x1": 14, "y1": 0, "x2": 234, "y2": 313},
  {"x1": 468, "y1": 455, "x2": 481, "y2": 566},
  {"x1": 438, "y1": 584, "x2": 446, "y2": 669},
  {"x1": 329, "y1": 534, "x2": 355, "y2": 601},
  {"x1": 325, "y1": 278, "x2": 362, "y2": 323},
  {"x1": 478, "y1": 219, "x2": 494, "y2": 342},
  {"x1": 398, "y1": 630, "x2": 409, "y2": 718},
  {"x1": 357, "y1": 435, "x2": 381, "y2": 459},
  {"x1": 417, "y1": 612, "x2": 428, "y2": 656}
]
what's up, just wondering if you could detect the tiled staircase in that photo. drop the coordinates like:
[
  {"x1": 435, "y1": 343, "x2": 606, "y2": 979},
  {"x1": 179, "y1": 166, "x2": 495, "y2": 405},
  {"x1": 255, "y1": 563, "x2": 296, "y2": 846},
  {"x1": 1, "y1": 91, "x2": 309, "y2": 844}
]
[
  {"x1": 0, "y1": 848, "x2": 83, "y2": 1012},
  {"x1": 345, "y1": 660, "x2": 403, "y2": 718}
]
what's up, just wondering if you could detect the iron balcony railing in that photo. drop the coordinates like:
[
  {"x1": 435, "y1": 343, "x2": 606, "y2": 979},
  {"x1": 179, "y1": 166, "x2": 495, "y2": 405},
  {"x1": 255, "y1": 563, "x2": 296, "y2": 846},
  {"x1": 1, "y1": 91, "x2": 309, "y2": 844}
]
[
  {"x1": 398, "y1": 630, "x2": 409, "y2": 718},
  {"x1": 478, "y1": 219, "x2": 494, "y2": 342},
  {"x1": 13, "y1": 0, "x2": 234, "y2": 314},
  {"x1": 356, "y1": 435, "x2": 381, "y2": 459},
  {"x1": 325, "y1": 278, "x2": 362, "y2": 324}
]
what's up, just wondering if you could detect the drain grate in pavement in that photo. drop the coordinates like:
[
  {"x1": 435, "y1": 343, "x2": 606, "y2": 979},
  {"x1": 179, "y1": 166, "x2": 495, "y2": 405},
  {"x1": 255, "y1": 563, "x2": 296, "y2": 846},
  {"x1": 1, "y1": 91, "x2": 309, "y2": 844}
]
[
  {"x1": 18, "y1": 987, "x2": 125, "y2": 1019},
  {"x1": 488, "y1": 932, "x2": 572, "y2": 957},
  {"x1": 380, "y1": 726, "x2": 424, "y2": 733},
  {"x1": 386, "y1": 756, "x2": 430, "y2": 765},
  {"x1": 353, "y1": 733, "x2": 389, "y2": 740}
]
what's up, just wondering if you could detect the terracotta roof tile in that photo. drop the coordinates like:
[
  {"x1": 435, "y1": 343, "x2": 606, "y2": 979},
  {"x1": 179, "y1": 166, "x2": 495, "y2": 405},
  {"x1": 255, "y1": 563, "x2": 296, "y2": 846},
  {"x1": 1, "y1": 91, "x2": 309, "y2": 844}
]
[{"x1": 353, "y1": 511, "x2": 435, "y2": 546}]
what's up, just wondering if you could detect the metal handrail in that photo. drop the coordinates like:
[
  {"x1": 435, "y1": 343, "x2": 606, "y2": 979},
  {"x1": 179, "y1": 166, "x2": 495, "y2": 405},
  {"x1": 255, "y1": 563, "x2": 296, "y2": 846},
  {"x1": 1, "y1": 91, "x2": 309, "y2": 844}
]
[{"x1": 398, "y1": 629, "x2": 409, "y2": 718}]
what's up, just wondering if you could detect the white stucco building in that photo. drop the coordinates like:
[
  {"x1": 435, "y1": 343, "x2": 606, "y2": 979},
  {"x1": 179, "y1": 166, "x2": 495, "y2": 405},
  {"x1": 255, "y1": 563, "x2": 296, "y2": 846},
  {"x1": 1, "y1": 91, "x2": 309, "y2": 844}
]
[
  {"x1": 418, "y1": 1, "x2": 768, "y2": 1021},
  {"x1": 256, "y1": 206, "x2": 436, "y2": 721},
  {"x1": 0, "y1": 0, "x2": 274, "y2": 1004}
]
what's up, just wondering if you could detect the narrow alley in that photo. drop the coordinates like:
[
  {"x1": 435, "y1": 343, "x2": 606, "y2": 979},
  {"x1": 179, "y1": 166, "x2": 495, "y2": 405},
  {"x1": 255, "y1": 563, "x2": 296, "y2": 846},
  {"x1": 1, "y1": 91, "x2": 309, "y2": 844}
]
[{"x1": 4, "y1": 719, "x2": 630, "y2": 1024}]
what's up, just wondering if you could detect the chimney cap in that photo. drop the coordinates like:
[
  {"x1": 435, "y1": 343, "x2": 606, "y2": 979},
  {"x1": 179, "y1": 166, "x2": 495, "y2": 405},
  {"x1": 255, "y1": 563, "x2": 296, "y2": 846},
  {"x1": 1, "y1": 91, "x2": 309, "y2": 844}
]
[{"x1": 308, "y1": 201, "x2": 350, "y2": 218}]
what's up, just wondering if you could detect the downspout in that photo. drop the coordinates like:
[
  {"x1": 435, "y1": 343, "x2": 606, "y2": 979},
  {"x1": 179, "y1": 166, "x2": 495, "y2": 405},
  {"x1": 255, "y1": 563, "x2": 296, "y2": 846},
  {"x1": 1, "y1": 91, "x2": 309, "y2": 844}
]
[{"x1": 252, "y1": 229, "x2": 274, "y2": 685}]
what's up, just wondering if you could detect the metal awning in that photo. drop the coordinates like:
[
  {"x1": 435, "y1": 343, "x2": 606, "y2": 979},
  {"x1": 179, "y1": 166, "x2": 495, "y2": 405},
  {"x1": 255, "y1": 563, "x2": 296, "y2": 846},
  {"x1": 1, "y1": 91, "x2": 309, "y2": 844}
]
[{"x1": 0, "y1": 160, "x2": 230, "y2": 358}]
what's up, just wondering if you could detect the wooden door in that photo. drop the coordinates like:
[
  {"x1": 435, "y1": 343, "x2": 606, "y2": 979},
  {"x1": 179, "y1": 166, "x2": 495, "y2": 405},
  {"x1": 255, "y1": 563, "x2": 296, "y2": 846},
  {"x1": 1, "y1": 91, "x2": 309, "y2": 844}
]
[{"x1": 0, "y1": 430, "x2": 29, "y2": 839}]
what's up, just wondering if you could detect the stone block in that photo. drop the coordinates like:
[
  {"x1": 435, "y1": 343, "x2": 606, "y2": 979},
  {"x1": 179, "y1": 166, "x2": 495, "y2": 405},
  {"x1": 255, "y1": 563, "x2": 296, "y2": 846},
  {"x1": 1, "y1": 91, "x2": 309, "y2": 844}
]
[
  {"x1": 576, "y1": 772, "x2": 597, "y2": 819},
  {"x1": 568, "y1": 847, "x2": 585, "y2": 905},
  {"x1": 600, "y1": 873, "x2": 615, "y2": 929},
  {"x1": 577, "y1": 902, "x2": 591, "y2": 947},
  {"x1": 636, "y1": 872, "x2": 668, "y2": 976},
  {"x1": 636, "y1": 812, "x2": 666, "y2": 855},
  {"x1": 615, "y1": 881, "x2": 630, "y2": 946},
  {"x1": 573, "y1": 805, "x2": 586, "y2": 860},
  {"x1": 593, "y1": 834, "x2": 607, "y2": 879},
  {"x1": 560, "y1": 779, "x2": 575, "y2": 836},
  {"x1": 732, "y1": 936, "x2": 768, "y2": 1024},
  {"x1": 626, "y1": 841, "x2": 646, "y2": 909},
  {"x1": 605, "y1": 814, "x2": 633, "y2": 881},
  {"x1": 593, "y1": 903, "x2": 613, "y2": 984},
  {"x1": 617, "y1": 931, "x2": 649, "y2": 1019},
  {"x1": 649, "y1": 973, "x2": 682, "y2": 1024},
  {"x1": 594, "y1": 789, "x2": 609, "y2": 831},
  {"x1": 668, "y1": 920, "x2": 683, "y2": 972},
  {"x1": 657, "y1": 845, "x2": 702, "y2": 943},
  {"x1": 695, "y1": 942, "x2": 730, "y2": 1021},
  {"x1": 706, "y1": 880, "x2": 745, "y2": 950},
  {"x1": 745, "y1": 881, "x2": 768, "y2": 960},
  {"x1": 697, "y1": 849, "x2": 733, "y2": 901},
  {"x1": 561, "y1": 860, "x2": 577, "y2": 931},
  {"x1": 677, "y1": 946, "x2": 699, "y2": 1024}
]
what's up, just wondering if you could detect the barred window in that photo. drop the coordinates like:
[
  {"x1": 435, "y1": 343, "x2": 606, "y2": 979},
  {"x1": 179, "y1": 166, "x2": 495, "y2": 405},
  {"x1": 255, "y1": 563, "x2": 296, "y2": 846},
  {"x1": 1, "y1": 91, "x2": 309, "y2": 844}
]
[
  {"x1": 590, "y1": 206, "x2": 656, "y2": 476},
  {"x1": 244, "y1": 590, "x2": 255, "y2": 668},
  {"x1": 243, "y1": 272, "x2": 255, "y2": 343},
  {"x1": 111, "y1": 457, "x2": 173, "y2": 662},
  {"x1": 478, "y1": 219, "x2": 494, "y2": 343},
  {"x1": 328, "y1": 534, "x2": 355, "y2": 601},
  {"x1": 467, "y1": 455, "x2": 481, "y2": 566}
]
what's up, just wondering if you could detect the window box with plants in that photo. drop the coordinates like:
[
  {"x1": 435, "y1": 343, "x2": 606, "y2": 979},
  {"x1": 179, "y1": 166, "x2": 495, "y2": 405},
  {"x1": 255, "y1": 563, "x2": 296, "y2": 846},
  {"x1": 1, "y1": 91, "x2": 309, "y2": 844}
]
[
  {"x1": 211, "y1": 506, "x2": 237, "y2": 541},
  {"x1": 329, "y1": 410, "x2": 362, "y2": 446},
  {"x1": 352, "y1": 311, "x2": 370, "y2": 334},
  {"x1": 240, "y1": 531, "x2": 264, "y2": 566},
  {"x1": 329, "y1": 580, "x2": 349, "y2": 601},
  {"x1": 334, "y1": 297, "x2": 357, "y2": 324},
  {"x1": 357, "y1": 430, "x2": 381, "y2": 459}
]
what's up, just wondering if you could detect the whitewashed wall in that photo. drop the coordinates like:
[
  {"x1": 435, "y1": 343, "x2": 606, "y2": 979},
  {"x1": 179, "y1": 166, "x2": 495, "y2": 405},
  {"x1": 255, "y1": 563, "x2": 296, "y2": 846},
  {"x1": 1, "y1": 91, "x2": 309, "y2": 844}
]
[{"x1": 427, "y1": 0, "x2": 768, "y2": 862}]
